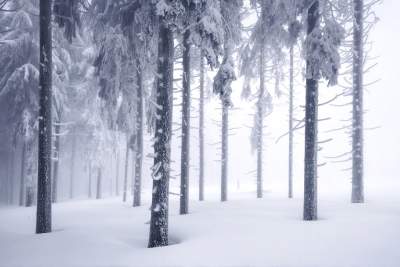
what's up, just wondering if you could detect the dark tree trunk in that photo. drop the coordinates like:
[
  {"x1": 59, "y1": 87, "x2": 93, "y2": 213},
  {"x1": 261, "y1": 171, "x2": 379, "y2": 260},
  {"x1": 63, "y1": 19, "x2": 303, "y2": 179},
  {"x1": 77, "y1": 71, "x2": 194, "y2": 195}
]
[
  {"x1": 352, "y1": 0, "x2": 364, "y2": 203},
  {"x1": 180, "y1": 30, "x2": 191, "y2": 214},
  {"x1": 133, "y1": 62, "x2": 144, "y2": 207},
  {"x1": 221, "y1": 103, "x2": 228, "y2": 202},
  {"x1": 19, "y1": 140, "x2": 26, "y2": 206},
  {"x1": 303, "y1": 0, "x2": 319, "y2": 221},
  {"x1": 148, "y1": 21, "x2": 173, "y2": 248},
  {"x1": 288, "y1": 45, "x2": 294, "y2": 199},
  {"x1": 36, "y1": 0, "x2": 52, "y2": 234},
  {"x1": 123, "y1": 138, "x2": 129, "y2": 202},
  {"x1": 199, "y1": 51, "x2": 205, "y2": 201},
  {"x1": 96, "y1": 167, "x2": 102, "y2": 199},
  {"x1": 52, "y1": 119, "x2": 61, "y2": 203},
  {"x1": 69, "y1": 130, "x2": 76, "y2": 199}
]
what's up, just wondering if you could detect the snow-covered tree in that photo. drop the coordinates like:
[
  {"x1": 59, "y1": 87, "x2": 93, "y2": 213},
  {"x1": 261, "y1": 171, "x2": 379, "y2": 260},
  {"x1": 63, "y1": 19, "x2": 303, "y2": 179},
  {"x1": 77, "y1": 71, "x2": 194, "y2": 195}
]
[
  {"x1": 213, "y1": 0, "x2": 242, "y2": 202},
  {"x1": 301, "y1": 0, "x2": 344, "y2": 220},
  {"x1": 240, "y1": 0, "x2": 292, "y2": 198}
]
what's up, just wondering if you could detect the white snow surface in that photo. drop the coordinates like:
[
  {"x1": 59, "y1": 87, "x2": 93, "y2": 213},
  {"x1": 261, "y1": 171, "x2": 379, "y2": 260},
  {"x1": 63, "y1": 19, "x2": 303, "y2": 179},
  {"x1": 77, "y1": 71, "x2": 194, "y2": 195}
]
[{"x1": 1, "y1": 188, "x2": 399, "y2": 267}]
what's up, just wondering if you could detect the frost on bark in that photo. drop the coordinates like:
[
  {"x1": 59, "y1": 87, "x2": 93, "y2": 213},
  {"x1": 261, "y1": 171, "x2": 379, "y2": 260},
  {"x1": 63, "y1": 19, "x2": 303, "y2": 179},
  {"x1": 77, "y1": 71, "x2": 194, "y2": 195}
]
[
  {"x1": 36, "y1": 0, "x2": 52, "y2": 234},
  {"x1": 351, "y1": 0, "x2": 364, "y2": 203},
  {"x1": 115, "y1": 148, "x2": 120, "y2": 196},
  {"x1": 148, "y1": 21, "x2": 174, "y2": 248},
  {"x1": 52, "y1": 118, "x2": 61, "y2": 203},
  {"x1": 288, "y1": 45, "x2": 294, "y2": 199},
  {"x1": 133, "y1": 62, "x2": 144, "y2": 207},
  {"x1": 123, "y1": 138, "x2": 130, "y2": 202},
  {"x1": 180, "y1": 29, "x2": 191, "y2": 215},
  {"x1": 221, "y1": 103, "x2": 228, "y2": 202},
  {"x1": 19, "y1": 141, "x2": 26, "y2": 206},
  {"x1": 69, "y1": 129, "x2": 77, "y2": 199},
  {"x1": 303, "y1": 0, "x2": 319, "y2": 221},
  {"x1": 199, "y1": 51, "x2": 205, "y2": 201},
  {"x1": 96, "y1": 167, "x2": 102, "y2": 199},
  {"x1": 256, "y1": 5, "x2": 266, "y2": 199}
]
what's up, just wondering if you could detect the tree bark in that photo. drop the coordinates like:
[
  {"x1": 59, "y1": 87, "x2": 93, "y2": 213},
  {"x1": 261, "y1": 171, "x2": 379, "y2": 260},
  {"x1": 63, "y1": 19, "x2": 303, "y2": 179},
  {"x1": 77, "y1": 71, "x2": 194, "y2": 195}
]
[
  {"x1": 288, "y1": 45, "x2": 294, "y2": 199},
  {"x1": 88, "y1": 161, "x2": 92, "y2": 198},
  {"x1": 115, "y1": 146, "x2": 120, "y2": 196},
  {"x1": 19, "y1": 140, "x2": 26, "y2": 206},
  {"x1": 96, "y1": 167, "x2": 102, "y2": 199},
  {"x1": 148, "y1": 21, "x2": 173, "y2": 248},
  {"x1": 199, "y1": 51, "x2": 205, "y2": 201},
  {"x1": 52, "y1": 119, "x2": 61, "y2": 203},
  {"x1": 180, "y1": 29, "x2": 191, "y2": 214},
  {"x1": 69, "y1": 130, "x2": 76, "y2": 199},
  {"x1": 351, "y1": 0, "x2": 364, "y2": 203},
  {"x1": 303, "y1": 0, "x2": 319, "y2": 221},
  {"x1": 221, "y1": 103, "x2": 228, "y2": 202},
  {"x1": 133, "y1": 62, "x2": 144, "y2": 207},
  {"x1": 36, "y1": 0, "x2": 52, "y2": 234},
  {"x1": 9, "y1": 148, "x2": 15, "y2": 204},
  {"x1": 256, "y1": 15, "x2": 265, "y2": 198},
  {"x1": 123, "y1": 138, "x2": 129, "y2": 202}
]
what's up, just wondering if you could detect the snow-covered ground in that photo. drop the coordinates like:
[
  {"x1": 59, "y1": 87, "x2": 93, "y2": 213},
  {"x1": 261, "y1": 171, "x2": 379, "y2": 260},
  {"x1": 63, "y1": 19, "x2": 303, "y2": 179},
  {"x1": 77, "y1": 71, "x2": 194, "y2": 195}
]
[{"x1": 1, "y1": 187, "x2": 399, "y2": 267}]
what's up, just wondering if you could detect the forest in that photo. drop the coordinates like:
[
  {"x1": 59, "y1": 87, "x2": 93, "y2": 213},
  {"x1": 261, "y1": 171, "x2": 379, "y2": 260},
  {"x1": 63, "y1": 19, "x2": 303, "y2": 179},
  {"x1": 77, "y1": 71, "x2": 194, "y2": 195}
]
[{"x1": 0, "y1": 0, "x2": 399, "y2": 267}]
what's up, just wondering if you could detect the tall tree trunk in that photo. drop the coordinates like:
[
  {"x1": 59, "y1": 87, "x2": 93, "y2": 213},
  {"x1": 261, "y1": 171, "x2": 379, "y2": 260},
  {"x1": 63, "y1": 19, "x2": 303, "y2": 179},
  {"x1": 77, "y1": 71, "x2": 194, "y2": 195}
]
[
  {"x1": 303, "y1": 0, "x2": 319, "y2": 221},
  {"x1": 288, "y1": 45, "x2": 294, "y2": 199},
  {"x1": 69, "y1": 130, "x2": 76, "y2": 199},
  {"x1": 19, "y1": 140, "x2": 26, "y2": 206},
  {"x1": 88, "y1": 161, "x2": 92, "y2": 198},
  {"x1": 256, "y1": 20, "x2": 266, "y2": 198},
  {"x1": 133, "y1": 63, "x2": 144, "y2": 207},
  {"x1": 352, "y1": 0, "x2": 364, "y2": 203},
  {"x1": 221, "y1": 103, "x2": 228, "y2": 202},
  {"x1": 9, "y1": 148, "x2": 15, "y2": 204},
  {"x1": 148, "y1": 21, "x2": 173, "y2": 248},
  {"x1": 52, "y1": 119, "x2": 61, "y2": 203},
  {"x1": 96, "y1": 167, "x2": 102, "y2": 199},
  {"x1": 199, "y1": 51, "x2": 205, "y2": 201},
  {"x1": 123, "y1": 138, "x2": 130, "y2": 202},
  {"x1": 36, "y1": 0, "x2": 52, "y2": 233},
  {"x1": 180, "y1": 30, "x2": 191, "y2": 214}
]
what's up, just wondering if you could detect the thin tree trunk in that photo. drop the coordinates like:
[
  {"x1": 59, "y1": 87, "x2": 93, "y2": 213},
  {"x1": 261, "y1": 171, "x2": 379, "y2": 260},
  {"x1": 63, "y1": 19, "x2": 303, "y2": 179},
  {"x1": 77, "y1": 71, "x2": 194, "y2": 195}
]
[
  {"x1": 133, "y1": 62, "x2": 144, "y2": 207},
  {"x1": 52, "y1": 119, "x2": 61, "y2": 203},
  {"x1": 288, "y1": 45, "x2": 294, "y2": 199},
  {"x1": 88, "y1": 161, "x2": 92, "y2": 198},
  {"x1": 352, "y1": 0, "x2": 364, "y2": 203},
  {"x1": 96, "y1": 167, "x2": 102, "y2": 199},
  {"x1": 9, "y1": 148, "x2": 15, "y2": 204},
  {"x1": 199, "y1": 51, "x2": 205, "y2": 201},
  {"x1": 180, "y1": 29, "x2": 191, "y2": 214},
  {"x1": 69, "y1": 130, "x2": 76, "y2": 199},
  {"x1": 303, "y1": 0, "x2": 319, "y2": 221},
  {"x1": 221, "y1": 103, "x2": 228, "y2": 202},
  {"x1": 115, "y1": 146, "x2": 120, "y2": 196},
  {"x1": 25, "y1": 140, "x2": 35, "y2": 207},
  {"x1": 148, "y1": 21, "x2": 173, "y2": 248},
  {"x1": 123, "y1": 138, "x2": 129, "y2": 202},
  {"x1": 5, "y1": 153, "x2": 10, "y2": 204},
  {"x1": 19, "y1": 140, "x2": 26, "y2": 206}
]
